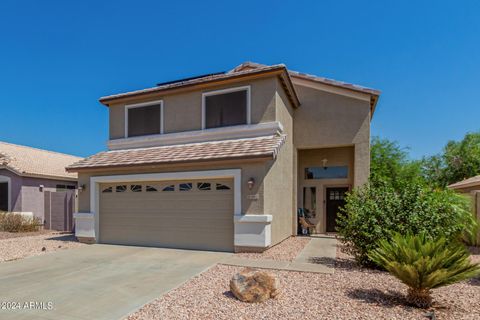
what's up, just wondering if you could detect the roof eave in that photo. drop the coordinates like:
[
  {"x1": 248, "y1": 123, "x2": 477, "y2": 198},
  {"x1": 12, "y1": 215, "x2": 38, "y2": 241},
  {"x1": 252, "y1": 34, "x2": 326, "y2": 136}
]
[
  {"x1": 99, "y1": 66, "x2": 300, "y2": 108},
  {"x1": 0, "y1": 165, "x2": 77, "y2": 181},
  {"x1": 448, "y1": 181, "x2": 480, "y2": 190},
  {"x1": 66, "y1": 154, "x2": 275, "y2": 173}
]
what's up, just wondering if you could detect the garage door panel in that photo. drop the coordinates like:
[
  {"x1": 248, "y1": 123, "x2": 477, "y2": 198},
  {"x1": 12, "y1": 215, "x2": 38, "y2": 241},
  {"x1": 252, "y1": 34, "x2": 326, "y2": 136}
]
[{"x1": 99, "y1": 179, "x2": 234, "y2": 252}]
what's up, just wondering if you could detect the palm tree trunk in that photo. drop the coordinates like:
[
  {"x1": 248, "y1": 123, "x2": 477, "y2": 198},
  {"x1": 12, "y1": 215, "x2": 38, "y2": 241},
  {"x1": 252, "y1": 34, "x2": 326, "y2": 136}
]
[{"x1": 407, "y1": 288, "x2": 432, "y2": 308}]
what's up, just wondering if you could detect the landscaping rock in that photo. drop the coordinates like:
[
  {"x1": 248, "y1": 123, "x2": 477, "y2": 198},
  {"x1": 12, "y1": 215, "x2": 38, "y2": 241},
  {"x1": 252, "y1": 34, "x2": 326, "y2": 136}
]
[{"x1": 229, "y1": 268, "x2": 279, "y2": 303}]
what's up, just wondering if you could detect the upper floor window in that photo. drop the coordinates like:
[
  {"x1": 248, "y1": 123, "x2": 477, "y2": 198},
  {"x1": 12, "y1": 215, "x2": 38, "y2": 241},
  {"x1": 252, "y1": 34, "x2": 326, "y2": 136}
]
[
  {"x1": 202, "y1": 86, "x2": 250, "y2": 129},
  {"x1": 125, "y1": 100, "x2": 163, "y2": 137}
]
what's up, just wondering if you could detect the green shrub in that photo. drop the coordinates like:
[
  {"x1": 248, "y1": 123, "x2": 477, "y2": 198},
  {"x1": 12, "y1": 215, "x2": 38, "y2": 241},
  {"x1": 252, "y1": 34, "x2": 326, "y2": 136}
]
[
  {"x1": 369, "y1": 232, "x2": 480, "y2": 308},
  {"x1": 0, "y1": 212, "x2": 42, "y2": 232},
  {"x1": 336, "y1": 182, "x2": 477, "y2": 266}
]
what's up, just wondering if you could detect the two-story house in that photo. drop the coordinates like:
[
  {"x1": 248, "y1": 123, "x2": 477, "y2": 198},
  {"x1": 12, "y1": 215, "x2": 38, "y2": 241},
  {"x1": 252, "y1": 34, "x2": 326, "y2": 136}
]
[{"x1": 67, "y1": 62, "x2": 380, "y2": 252}]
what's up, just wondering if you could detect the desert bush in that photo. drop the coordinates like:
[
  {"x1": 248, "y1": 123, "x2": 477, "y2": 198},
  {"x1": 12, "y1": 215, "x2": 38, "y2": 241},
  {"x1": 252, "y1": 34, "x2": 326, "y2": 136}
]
[
  {"x1": 369, "y1": 232, "x2": 480, "y2": 308},
  {"x1": 0, "y1": 212, "x2": 42, "y2": 232},
  {"x1": 336, "y1": 182, "x2": 476, "y2": 266}
]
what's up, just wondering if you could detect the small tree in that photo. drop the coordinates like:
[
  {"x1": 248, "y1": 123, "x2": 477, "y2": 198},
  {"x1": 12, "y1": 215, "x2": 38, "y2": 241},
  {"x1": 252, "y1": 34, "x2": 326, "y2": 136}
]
[
  {"x1": 370, "y1": 137, "x2": 424, "y2": 189},
  {"x1": 336, "y1": 182, "x2": 476, "y2": 266},
  {"x1": 369, "y1": 233, "x2": 480, "y2": 308},
  {"x1": 422, "y1": 131, "x2": 480, "y2": 188}
]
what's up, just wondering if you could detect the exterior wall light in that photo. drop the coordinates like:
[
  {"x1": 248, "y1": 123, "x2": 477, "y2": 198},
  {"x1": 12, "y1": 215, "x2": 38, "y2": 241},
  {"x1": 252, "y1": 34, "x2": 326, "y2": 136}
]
[
  {"x1": 247, "y1": 178, "x2": 255, "y2": 190},
  {"x1": 78, "y1": 184, "x2": 85, "y2": 192},
  {"x1": 39, "y1": 185, "x2": 44, "y2": 192},
  {"x1": 322, "y1": 158, "x2": 328, "y2": 170}
]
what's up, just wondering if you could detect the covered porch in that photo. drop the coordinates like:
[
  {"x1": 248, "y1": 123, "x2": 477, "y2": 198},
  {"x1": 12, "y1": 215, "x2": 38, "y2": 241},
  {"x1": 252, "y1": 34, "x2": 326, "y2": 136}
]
[{"x1": 296, "y1": 145, "x2": 366, "y2": 234}]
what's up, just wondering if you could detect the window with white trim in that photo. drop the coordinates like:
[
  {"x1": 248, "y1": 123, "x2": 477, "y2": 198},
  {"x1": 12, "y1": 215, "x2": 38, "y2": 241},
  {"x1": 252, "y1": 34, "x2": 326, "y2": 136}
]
[
  {"x1": 126, "y1": 101, "x2": 163, "y2": 137},
  {"x1": 203, "y1": 87, "x2": 249, "y2": 129}
]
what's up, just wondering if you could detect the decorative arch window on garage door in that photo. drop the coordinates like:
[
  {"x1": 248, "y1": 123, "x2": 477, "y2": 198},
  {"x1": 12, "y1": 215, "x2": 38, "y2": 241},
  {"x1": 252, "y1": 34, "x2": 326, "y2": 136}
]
[
  {"x1": 216, "y1": 183, "x2": 231, "y2": 190},
  {"x1": 179, "y1": 183, "x2": 193, "y2": 191},
  {"x1": 116, "y1": 185, "x2": 127, "y2": 193},
  {"x1": 162, "y1": 185, "x2": 175, "y2": 192},
  {"x1": 102, "y1": 186, "x2": 113, "y2": 193},
  {"x1": 146, "y1": 185, "x2": 158, "y2": 192},
  {"x1": 130, "y1": 185, "x2": 142, "y2": 192},
  {"x1": 197, "y1": 182, "x2": 211, "y2": 191}
]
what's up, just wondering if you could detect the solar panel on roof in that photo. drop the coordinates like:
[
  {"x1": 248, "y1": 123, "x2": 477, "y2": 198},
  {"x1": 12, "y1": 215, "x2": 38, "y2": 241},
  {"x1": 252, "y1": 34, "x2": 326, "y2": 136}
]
[{"x1": 156, "y1": 72, "x2": 226, "y2": 86}]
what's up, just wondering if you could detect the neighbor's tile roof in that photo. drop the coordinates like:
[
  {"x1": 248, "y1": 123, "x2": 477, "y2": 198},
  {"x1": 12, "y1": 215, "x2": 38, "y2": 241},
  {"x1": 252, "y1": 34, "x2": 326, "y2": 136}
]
[
  {"x1": 0, "y1": 141, "x2": 82, "y2": 180},
  {"x1": 67, "y1": 135, "x2": 286, "y2": 171},
  {"x1": 448, "y1": 175, "x2": 480, "y2": 190}
]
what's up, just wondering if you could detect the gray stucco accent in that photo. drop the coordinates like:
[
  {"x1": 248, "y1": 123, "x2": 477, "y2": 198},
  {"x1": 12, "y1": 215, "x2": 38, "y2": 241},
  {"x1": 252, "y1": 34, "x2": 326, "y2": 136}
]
[{"x1": 0, "y1": 169, "x2": 77, "y2": 222}]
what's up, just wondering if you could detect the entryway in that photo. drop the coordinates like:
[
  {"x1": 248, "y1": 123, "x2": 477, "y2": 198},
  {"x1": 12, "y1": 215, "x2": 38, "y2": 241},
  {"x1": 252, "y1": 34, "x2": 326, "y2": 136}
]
[{"x1": 325, "y1": 187, "x2": 348, "y2": 232}]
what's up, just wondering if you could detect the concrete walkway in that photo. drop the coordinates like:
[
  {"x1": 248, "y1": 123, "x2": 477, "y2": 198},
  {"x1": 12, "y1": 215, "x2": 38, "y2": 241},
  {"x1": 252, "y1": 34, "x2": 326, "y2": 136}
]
[
  {"x1": 0, "y1": 244, "x2": 230, "y2": 320},
  {"x1": 221, "y1": 236, "x2": 337, "y2": 273}
]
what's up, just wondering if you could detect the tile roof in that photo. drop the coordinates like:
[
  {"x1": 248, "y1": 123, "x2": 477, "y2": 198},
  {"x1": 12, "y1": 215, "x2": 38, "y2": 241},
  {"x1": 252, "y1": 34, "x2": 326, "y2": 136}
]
[
  {"x1": 0, "y1": 141, "x2": 82, "y2": 180},
  {"x1": 448, "y1": 175, "x2": 480, "y2": 190},
  {"x1": 67, "y1": 135, "x2": 286, "y2": 171},
  {"x1": 230, "y1": 62, "x2": 381, "y2": 96},
  {"x1": 99, "y1": 64, "x2": 300, "y2": 106},
  {"x1": 99, "y1": 61, "x2": 379, "y2": 113}
]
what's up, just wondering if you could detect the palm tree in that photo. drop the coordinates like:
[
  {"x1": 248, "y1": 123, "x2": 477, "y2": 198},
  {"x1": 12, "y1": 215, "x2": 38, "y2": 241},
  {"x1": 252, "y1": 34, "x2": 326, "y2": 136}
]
[{"x1": 369, "y1": 232, "x2": 480, "y2": 308}]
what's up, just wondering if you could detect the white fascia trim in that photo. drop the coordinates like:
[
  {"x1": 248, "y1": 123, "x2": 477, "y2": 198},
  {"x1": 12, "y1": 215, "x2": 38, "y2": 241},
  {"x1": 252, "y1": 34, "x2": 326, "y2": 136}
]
[
  {"x1": 201, "y1": 85, "x2": 251, "y2": 130},
  {"x1": 0, "y1": 175, "x2": 11, "y2": 211},
  {"x1": 108, "y1": 121, "x2": 283, "y2": 150},
  {"x1": 90, "y1": 169, "x2": 242, "y2": 243},
  {"x1": 73, "y1": 212, "x2": 95, "y2": 219},
  {"x1": 292, "y1": 77, "x2": 371, "y2": 102},
  {"x1": 124, "y1": 99, "x2": 164, "y2": 138},
  {"x1": 234, "y1": 214, "x2": 272, "y2": 223}
]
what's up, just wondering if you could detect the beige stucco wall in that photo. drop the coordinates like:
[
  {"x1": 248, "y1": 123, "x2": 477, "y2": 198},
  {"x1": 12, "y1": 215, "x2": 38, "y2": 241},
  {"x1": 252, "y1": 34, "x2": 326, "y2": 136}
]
[
  {"x1": 92, "y1": 73, "x2": 375, "y2": 248},
  {"x1": 264, "y1": 79, "x2": 295, "y2": 245},
  {"x1": 297, "y1": 147, "x2": 354, "y2": 233},
  {"x1": 109, "y1": 77, "x2": 277, "y2": 140},
  {"x1": 292, "y1": 82, "x2": 371, "y2": 186}
]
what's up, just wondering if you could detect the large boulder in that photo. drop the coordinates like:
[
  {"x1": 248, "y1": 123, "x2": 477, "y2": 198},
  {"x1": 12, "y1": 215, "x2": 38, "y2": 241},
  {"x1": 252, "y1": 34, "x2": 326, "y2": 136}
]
[{"x1": 229, "y1": 268, "x2": 280, "y2": 303}]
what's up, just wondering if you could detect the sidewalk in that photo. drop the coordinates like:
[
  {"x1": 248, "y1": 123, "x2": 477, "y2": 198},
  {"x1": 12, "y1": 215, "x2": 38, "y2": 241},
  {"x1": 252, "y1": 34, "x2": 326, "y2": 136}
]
[{"x1": 220, "y1": 236, "x2": 337, "y2": 273}]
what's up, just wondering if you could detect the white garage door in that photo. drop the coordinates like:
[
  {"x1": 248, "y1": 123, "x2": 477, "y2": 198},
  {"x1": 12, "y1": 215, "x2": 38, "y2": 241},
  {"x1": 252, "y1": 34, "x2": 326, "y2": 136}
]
[{"x1": 99, "y1": 178, "x2": 234, "y2": 252}]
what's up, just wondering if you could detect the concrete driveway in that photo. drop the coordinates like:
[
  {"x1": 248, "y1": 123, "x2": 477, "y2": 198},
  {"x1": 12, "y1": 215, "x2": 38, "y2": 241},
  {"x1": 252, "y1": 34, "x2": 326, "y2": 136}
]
[{"x1": 0, "y1": 244, "x2": 230, "y2": 320}]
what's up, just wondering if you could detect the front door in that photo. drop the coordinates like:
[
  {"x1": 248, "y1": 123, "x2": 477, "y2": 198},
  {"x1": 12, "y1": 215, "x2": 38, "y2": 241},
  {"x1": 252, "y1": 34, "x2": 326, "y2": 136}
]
[
  {"x1": 0, "y1": 182, "x2": 8, "y2": 211},
  {"x1": 326, "y1": 187, "x2": 348, "y2": 232}
]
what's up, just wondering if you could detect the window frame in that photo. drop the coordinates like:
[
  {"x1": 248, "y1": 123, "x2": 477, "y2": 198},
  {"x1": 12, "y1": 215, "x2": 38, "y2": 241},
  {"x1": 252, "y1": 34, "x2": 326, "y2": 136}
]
[
  {"x1": 124, "y1": 100, "x2": 164, "y2": 138},
  {"x1": 304, "y1": 166, "x2": 349, "y2": 180},
  {"x1": 201, "y1": 85, "x2": 251, "y2": 130}
]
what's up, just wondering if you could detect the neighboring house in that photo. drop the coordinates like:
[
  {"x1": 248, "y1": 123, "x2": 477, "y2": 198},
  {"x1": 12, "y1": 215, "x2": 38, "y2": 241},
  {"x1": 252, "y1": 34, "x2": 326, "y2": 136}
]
[
  {"x1": 0, "y1": 141, "x2": 82, "y2": 230},
  {"x1": 67, "y1": 62, "x2": 380, "y2": 252},
  {"x1": 449, "y1": 175, "x2": 480, "y2": 243}
]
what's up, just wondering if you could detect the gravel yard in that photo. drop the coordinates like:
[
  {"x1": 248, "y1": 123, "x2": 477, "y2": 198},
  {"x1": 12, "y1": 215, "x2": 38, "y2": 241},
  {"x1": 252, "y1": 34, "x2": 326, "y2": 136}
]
[
  {"x1": 0, "y1": 232, "x2": 85, "y2": 262},
  {"x1": 235, "y1": 236, "x2": 311, "y2": 261},
  {"x1": 0, "y1": 230, "x2": 52, "y2": 240},
  {"x1": 127, "y1": 245, "x2": 480, "y2": 320}
]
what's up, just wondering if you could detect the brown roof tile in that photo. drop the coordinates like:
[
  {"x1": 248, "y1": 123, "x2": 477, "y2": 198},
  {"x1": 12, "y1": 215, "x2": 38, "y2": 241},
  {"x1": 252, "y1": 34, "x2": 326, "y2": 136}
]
[
  {"x1": 230, "y1": 61, "x2": 381, "y2": 96},
  {"x1": 99, "y1": 64, "x2": 300, "y2": 107},
  {"x1": 448, "y1": 175, "x2": 480, "y2": 190},
  {"x1": 0, "y1": 141, "x2": 82, "y2": 180},
  {"x1": 67, "y1": 135, "x2": 286, "y2": 171}
]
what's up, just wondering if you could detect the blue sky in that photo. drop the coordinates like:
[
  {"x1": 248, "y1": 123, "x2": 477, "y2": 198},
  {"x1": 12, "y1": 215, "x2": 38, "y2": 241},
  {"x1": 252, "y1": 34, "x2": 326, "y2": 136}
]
[{"x1": 0, "y1": 0, "x2": 479, "y2": 159}]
